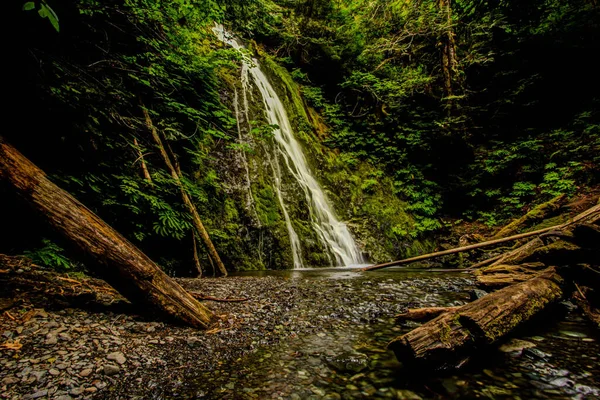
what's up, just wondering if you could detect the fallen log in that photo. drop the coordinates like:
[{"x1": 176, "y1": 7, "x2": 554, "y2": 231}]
[
  {"x1": 362, "y1": 226, "x2": 560, "y2": 271},
  {"x1": 490, "y1": 194, "x2": 566, "y2": 240},
  {"x1": 474, "y1": 263, "x2": 550, "y2": 288},
  {"x1": 395, "y1": 307, "x2": 459, "y2": 323},
  {"x1": 364, "y1": 204, "x2": 600, "y2": 272},
  {"x1": 0, "y1": 137, "x2": 216, "y2": 328},
  {"x1": 489, "y1": 204, "x2": 600, "y2": 268},
  {"x1": 388, "y1": 271, "x2": 564, "y2": 370}
]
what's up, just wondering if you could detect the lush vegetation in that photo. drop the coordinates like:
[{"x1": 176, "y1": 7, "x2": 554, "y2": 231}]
[{"x1": 3, "y1": 0, "x2": 599, "y2": 274}]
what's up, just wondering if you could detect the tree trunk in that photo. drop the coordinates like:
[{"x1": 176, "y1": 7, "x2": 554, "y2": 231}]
[
  {"x1": 0, "y1": 137, "x2": 216, "y2": 328},
  {"x1": 439, "y1": 0, "x2": 458, "y2": 102},
  {"x1": 141, "y1": 105, "x2": 228, "y2": 277},
  {"x1": 133, "y1": 138, "x2": 152, "y2": 183},
  {"x1": 388, "y1": 271, "x2": 564, "y2": 370}
]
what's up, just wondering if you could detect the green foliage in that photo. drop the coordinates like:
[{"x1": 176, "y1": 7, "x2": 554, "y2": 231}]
[
  {"x1": 24, "y1": 1, "x2": 60, "y2": 32},
  {"x1": 24, "y1": 239, "x2": 73, "y2": 271}
]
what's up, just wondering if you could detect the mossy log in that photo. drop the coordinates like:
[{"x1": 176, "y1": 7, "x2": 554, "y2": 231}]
[
  {"x1": 388, "y1": 272, "x2": 564, "y2": 370},
  {"x1": 0, "y1": 138, "x2": 216, "y2": 328},
  {"x1": 490, "y1": 194, "x2": 566, "y2": 240}
]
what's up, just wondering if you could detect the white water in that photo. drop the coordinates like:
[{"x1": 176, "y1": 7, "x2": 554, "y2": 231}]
[{"x1": 214, "y1": 25, "x2": 363, "y2": 267}]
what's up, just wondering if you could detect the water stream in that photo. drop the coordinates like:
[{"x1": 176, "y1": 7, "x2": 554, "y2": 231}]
[
  {"x1": 214, "y1": 25, "x2": 363, "y2": 268},
  {"x1": 186, "y1": 269, "x2": 600, "y2": 399}
]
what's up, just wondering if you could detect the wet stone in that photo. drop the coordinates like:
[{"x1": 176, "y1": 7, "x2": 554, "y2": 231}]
[
  {"x1": 498, "y1": 339, "x2": 536, "y2": 354},
  {"x1": 327, "y1": 351, "x2": 369, "y2": 373}
]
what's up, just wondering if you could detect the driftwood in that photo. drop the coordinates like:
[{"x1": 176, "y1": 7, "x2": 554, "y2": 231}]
[
  {"x1": 363, "y1": 226, "x2": 560, "y2": 271},
  {"x1": 387, "y1": 203, "x2": 599, "y2": 371},
  {"x1": 364, "y1": 203, "x2": 599, "y2": 272},
  {"x1": 489, "y1": 204, "x2": 600, "y2": 268},
  {"x1": 388, "y1": 271, "x2": 564, "y2": 370},
  {"x1": 0, "y1": 138, "x2": 215, "y2": 328}
]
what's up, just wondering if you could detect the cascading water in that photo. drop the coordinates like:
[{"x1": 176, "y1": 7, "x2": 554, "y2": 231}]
[{"x1": 214, "y1": 25, "x2": 363, "y2": 268}]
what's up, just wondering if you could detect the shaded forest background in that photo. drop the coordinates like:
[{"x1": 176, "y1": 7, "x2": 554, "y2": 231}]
[{"x1": 3, "y1": 0, "x2": 599, "y2": 274}]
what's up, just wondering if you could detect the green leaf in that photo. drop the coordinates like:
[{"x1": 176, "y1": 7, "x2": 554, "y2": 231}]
[
  {"x1": 23, "y1": 2, "x2": 35, "y2": 11},
  {"x1": 38, "y1": 2, "x2": 60, "y2": 32}
]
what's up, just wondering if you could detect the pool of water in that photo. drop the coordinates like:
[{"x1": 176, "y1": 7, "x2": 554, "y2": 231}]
[{"x1": 188, "y1": 269, "x2": 600, "y2": 399}]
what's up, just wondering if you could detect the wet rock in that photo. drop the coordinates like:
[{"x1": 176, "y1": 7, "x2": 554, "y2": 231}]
[
  {"x1": 523, "y1": 348, "x2": 552, "y2": 361},
  {"x1": 498, "y1": 339, "x2": 536, "y2": 354},
  {"x1": 103, "y1": 364, "x2": 120, "y2": 376},
  {"x1": 549, "y1": 377, "x2": 575, "y2": 388},
  {"x1": 469, "y1": 289, "x2": 488, "y2": 301},
  {"x1": 559, "y1": 330, "x2": 587, "y2": 339},
  {"x1": 395, "y1": 390, "x2": 422, "y2": 400},
  {"x1": 327, "y1": 351, "x2": 369, "y2": 373}
]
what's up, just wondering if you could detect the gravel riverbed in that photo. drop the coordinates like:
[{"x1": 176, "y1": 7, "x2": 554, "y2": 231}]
[{"x1": 1, "y1": 269, "x2": 598, "y2": 399}]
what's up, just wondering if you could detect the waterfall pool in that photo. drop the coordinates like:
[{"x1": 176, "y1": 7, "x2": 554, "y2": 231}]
[{"x1": 180, "y1": 269, "x2": 600, "y2": 399}]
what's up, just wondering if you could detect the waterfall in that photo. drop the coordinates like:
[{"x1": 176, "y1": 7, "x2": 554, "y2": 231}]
[{"x1": 214, "y1": 25, "x2": 363, "y2": 267}]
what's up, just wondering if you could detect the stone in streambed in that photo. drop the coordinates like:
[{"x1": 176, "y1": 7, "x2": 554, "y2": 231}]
[
  {"x1": 498, "y1": 339, "x2": 536, "y2": 354},
  {"x1": 327, "y1": 351, "x2": 369, "y2": 373}
]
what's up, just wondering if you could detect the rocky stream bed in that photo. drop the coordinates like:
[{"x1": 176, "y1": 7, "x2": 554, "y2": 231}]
[{"x1": 1, "y1": 269, "x2": 599, "y2": 399}]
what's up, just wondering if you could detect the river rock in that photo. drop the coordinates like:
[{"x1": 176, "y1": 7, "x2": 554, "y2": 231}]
[
  {"x1": 326, "y1": 351, "x2": 369, "y2": 373},
  {"x1": 1, "y1": 376, "x2": 19, "y2": 385},
  {"x1": 498, "y1": 339, "x2": 536, "y2": 354},
  {"x1": 107, "y1": 351, "x2": 126, "y2": 365},
  {"x1": 104, "y1": 364, "x2": 120, "y2": 376}
]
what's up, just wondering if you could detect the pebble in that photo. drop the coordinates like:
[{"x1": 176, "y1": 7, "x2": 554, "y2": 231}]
[
  {"x1": 1, "y1": 376, "x2": 19, "y2": 385},
  {"x1": 104, "y1": 364, "x2": 120, "y2": 376},
  {"x1": 49, "y1": 369, "x2": 60, "y2": 376},
  {"x1": 498, "y1": 339, "x2": 536, "y2": 353},
  {"x1": 79, "y1": 368, "x2": 93, "y2": 377},
  {"x1": 107, "y1": 351, "x2": 127, "y2": 365},
  {"x1": 70, "y1": 387, "x2": 85, "y2": 396},
  {"x1": 23, "y1": 390, "x2": 48, "y2": 399}
]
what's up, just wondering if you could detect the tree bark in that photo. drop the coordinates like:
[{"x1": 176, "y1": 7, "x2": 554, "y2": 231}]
[
  {"x1": 141, "y1": 105, "x2": 228, "y2": 277},
  {"x1": 388, "y1": 271, "x2": 564, "y2": 370},
  {"x1": 0, "y1": 137, "x2": 216, "y2": 328}
]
